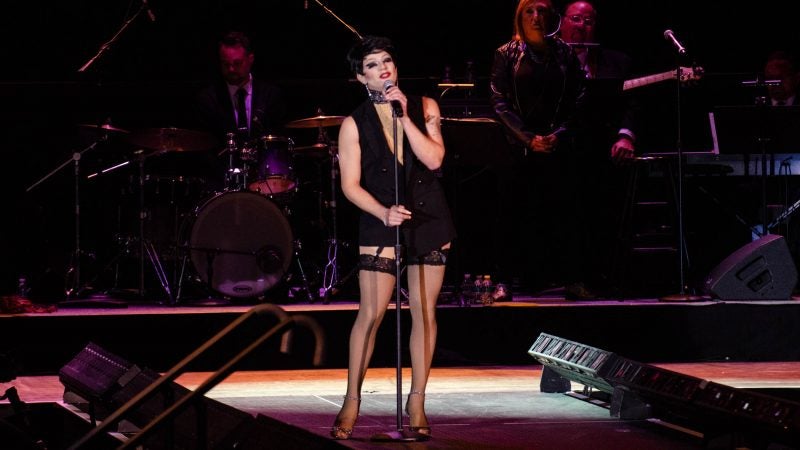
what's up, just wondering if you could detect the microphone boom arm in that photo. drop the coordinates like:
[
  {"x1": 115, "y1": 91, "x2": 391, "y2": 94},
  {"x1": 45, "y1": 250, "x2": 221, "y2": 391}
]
[
  {"x1": 310, "y1": 0, "x2": 363, "y2": 41},
  {"x1": 78, "y1": 2, "x2": 149, "y2": 72}
]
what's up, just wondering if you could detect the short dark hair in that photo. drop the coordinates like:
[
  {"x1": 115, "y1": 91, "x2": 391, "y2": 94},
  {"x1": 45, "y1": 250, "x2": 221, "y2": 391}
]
[
  {"x1": 346, "y1": 36, "x2": 397, "y2": 75},
  {"x1": 766, "y1": 50, "x2": 797, "y2": 68},
  {"x1": 219, "y1": 31, "x2": 253, "y2": 54}
]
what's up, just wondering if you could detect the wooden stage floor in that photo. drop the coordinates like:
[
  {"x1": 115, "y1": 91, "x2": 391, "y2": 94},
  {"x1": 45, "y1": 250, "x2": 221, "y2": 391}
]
[{"x1": 4, "y1": 362, "x2": 800, "y2": 449}]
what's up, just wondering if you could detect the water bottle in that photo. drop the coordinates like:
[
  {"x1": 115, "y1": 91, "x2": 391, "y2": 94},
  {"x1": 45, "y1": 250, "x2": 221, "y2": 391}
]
[
  {"x1": 17, "y1": 277, "x2": 30, "y2": 299},
  {"x1": 459, "y1": 273, "x2": 472, "y2": 307},
  {"x1": 481, "y1": 275, "x2": 494, "y2": 305},
  {"x1": 442, "y1": 65, "x2": 453, "y2": 84},
  {"x1": 472, "y1": 275, "x2": 484, "y2": 306},
  {"x1": 465, "y1": 59, "x2": 476, "y2": 84}
]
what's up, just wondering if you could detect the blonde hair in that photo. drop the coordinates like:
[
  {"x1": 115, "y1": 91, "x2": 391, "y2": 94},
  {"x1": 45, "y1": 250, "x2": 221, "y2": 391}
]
[{"x1": 513, "y1": 0, "x2": 556, "y2": 41}]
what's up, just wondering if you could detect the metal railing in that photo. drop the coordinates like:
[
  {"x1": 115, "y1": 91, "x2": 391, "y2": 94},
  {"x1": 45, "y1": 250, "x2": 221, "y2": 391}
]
[{"x1": 67, "y1": 303, "x2": 325, "y2": 450}]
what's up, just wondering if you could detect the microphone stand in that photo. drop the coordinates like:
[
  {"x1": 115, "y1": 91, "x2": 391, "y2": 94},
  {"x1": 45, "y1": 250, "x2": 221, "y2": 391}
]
[
  {"x1": 371, "y1": 107, "x2": 427, "y2": 443},
  {"x1": 660, "y1": 52, "x2": 703, "y2": 302},
  {"x1": 310, "y1": 0, "x2": 362, "y2": 40},
  {"x1": 78, "y1": 2, "x2": 150, "y2": 73},
  {"x1": 304, "y1": 1, "x2": 423, "y2": 438},
  {"x1": 26, "y1": 139, "x2": 103, "y2": 298}
]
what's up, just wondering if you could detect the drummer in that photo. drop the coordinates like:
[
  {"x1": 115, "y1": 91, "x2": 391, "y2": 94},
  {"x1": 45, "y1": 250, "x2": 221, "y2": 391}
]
[{"x1": 195, "y1": 31, "x2": 288, "y2": 188}]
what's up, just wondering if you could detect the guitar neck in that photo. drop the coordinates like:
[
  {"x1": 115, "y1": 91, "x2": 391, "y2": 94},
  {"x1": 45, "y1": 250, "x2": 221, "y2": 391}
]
[{"x1": 622, "y1": 70, "x2": 676, "y2": 91}]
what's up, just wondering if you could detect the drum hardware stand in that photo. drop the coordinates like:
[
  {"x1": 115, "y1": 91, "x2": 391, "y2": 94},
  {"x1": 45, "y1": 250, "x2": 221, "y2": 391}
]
[
  {"x1": 291, "y1": 239, "x2": 316, "y2": 302},
  {"x1": 132, "y1": 151, "x2": 173, "y2": 302},
  {"x1": 222, "y1": 132, "x2": 251, "y2": 192},
  {"x1": 318, "y1": 137, "x2": 351, "y2": 304},
  {"x1": 25, "y1": 135, "x2": 127, "y2": 306},
  {"x1": 87, "y1": 150, "x2": 173, "y2": 303},
  {"x1": 67, "y1": 151, "x2": 171, "y2": 304}
]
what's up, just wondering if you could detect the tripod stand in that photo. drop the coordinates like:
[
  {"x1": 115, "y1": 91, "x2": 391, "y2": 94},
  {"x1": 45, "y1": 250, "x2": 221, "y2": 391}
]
[
  {"x1": 26, "y1": 128, "x2": 129, "y2": 307},
  {"x1": 319, "y1": 138, "x2": 357, "y2": 303},
  {"x1": 62, "y1": 147, "x2": 174, "y2": 305},
  {"x1": 283, "y1": 112, "x2": 356, "y2": 304},
  {"x1": 26, "y1": 139, "x2": 102, "y2": 299}
]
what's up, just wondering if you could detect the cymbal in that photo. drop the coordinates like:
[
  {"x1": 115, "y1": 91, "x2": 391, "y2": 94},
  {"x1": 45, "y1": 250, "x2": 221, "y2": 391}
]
[
  {"x1": 294, "y1": 143, "x2": 330, "y2": 152},
  {"x1": 79, "y1": 123, "x2": 130, "y2": 134},
  {"x1": 128, "y1": 127, "x2": 217, "y2": 153},
  {"x1": 286, "y1": 115, "x2": 346, "y2": 129}
]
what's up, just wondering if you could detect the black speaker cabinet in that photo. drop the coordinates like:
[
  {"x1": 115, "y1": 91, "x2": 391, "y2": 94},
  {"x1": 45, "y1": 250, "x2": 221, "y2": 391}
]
[
  {"x1": 60, "y1": 343, "x2": 252, "y2": 448},
  {"x1": 703, "y1": 234, "x2": 798, "y2": 300}
]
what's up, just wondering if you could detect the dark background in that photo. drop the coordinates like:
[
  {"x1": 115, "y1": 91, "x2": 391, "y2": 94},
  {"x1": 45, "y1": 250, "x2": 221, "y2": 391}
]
[{"x1": 2, "y1": 0, "x2": 798, "y2": 298}]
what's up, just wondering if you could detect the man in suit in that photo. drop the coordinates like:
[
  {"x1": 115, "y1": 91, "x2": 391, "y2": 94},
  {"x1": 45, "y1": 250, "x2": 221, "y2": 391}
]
[
  {"x1": 195, "y1": 31, "x2": 288, "y2": 190},
  {"x1": 560, "y1": 0, "x2": 639, "y2": 163},
  {"x1": 764, "y1": 50, "x2": 799, "y2": 106},
  {"x1": 557, "y1": 0, "x2": 643, "y2": 298},
  {"x1": 197, "y1": 31, "x2": 287, "y2": 141}
]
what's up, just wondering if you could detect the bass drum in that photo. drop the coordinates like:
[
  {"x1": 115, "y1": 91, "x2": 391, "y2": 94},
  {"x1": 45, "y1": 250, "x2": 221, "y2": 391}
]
[{"x1": 188, "y1": 191, "x2": 293, "y2": 298}]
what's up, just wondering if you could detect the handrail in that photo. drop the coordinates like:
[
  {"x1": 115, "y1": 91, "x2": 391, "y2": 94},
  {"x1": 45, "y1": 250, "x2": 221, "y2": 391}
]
[{"x1": 67, "y1": 303, "x2": 325, "y2": 450}]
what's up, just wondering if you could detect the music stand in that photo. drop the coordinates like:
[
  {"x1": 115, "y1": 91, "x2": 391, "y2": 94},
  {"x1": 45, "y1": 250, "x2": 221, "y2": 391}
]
[{"x1": 711, "y1": 105, "x2": 800, "y2": 155}]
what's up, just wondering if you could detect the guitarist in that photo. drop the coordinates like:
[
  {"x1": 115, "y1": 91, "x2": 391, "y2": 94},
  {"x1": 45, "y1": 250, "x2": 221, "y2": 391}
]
[
  {"x1": 560, "y1": 0, "x2": 640, "y2": 164},
  {"x1": 559, "y1": 0, "x2": 643, "y2": 297}
]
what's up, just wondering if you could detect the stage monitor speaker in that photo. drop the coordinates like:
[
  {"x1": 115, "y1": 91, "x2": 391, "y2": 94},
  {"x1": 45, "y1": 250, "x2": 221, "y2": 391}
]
[
  {"x1": 58, "y1": 342, "x2": 138, "y2": 415},
  {"x1": 110, "y1": 367, "x2": 252, "y2": 450},
  {"x1": 703, "y1": 234, "x2": 798, "y2": 300},
  {"x1": 60, "y1": 343, "x2": 252, "y2": 449}
]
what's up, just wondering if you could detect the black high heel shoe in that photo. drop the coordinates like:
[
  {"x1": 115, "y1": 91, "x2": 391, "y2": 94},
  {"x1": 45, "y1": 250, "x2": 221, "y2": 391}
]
[
  {"x1": 330, "y1": 395, "x2": 361, "y2": 440},
  {"x1": 404, "y1": 390, "x2": 431, "y2": 437}
]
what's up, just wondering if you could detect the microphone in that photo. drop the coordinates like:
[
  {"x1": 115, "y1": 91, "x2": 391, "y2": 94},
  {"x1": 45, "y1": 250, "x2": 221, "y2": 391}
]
[
  {"x1": 142, "y1": 0, "x2": 156, "y2": 22},
  {"x1": 383, "y1": 79, "x2": 403, "y2": 118},
  {"x1": 663, "y1": 29, "x2": 687, "y2": 55}
]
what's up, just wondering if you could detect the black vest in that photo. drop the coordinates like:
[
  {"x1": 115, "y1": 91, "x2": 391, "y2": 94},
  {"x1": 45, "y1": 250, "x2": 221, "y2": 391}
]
[{"x1": 351, "y1": 96, "x2": 456, "y2": 256}]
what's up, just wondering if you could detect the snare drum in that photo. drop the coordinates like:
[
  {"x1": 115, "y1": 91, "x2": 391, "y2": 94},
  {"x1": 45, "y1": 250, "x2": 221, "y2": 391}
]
[
  {"x1": 187, "y1": 190, "x2": 293, "y2": 298},
  {"x1": 247, "y1": 135, "x2": 297, "y2": 200}
]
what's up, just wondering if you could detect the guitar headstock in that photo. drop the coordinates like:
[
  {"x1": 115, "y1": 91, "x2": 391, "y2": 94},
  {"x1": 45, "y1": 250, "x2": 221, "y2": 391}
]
[{"x1": 679, "y1": 66, "x2": 704, "y2": 83}]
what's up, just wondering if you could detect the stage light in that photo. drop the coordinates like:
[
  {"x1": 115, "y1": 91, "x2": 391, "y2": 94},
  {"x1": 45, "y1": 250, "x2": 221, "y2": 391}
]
[
  {"x1": 529, "y1": 333, "x2": 800, "y2": 446},
  {"x1": 528, "y1": 333, "x2": 617, "y2": 394}
]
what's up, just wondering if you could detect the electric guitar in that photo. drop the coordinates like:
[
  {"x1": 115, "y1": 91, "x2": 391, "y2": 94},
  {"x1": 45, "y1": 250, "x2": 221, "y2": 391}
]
[{"x1": 622, "y1": 66, "x2": 703, "y2": 91}]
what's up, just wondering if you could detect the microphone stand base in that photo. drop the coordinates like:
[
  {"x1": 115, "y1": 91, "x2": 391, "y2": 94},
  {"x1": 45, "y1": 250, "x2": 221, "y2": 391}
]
[
  {"x1": 370, "y1": 429, "x2": 430, "y2": 442},
  {"x1": 659, "y1": 293, "x2": 707, "y2": 303}
]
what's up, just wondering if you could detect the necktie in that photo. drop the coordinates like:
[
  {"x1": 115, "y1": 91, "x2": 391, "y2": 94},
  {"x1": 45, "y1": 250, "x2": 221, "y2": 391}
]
[{"x1": 236, "y1": 88, "x2": 248, "y2": 130}]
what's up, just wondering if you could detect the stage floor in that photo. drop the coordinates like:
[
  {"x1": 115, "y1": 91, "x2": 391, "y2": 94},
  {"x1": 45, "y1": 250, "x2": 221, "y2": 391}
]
[{"x1": 4, "y1": 362, "x2": 800, "y2": 449}]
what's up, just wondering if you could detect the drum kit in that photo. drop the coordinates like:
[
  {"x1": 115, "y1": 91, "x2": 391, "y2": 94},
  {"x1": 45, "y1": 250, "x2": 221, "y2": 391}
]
[{"x1": 49, "y1": 114, "x2": 352, "y2": 305}]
